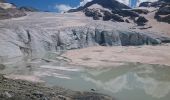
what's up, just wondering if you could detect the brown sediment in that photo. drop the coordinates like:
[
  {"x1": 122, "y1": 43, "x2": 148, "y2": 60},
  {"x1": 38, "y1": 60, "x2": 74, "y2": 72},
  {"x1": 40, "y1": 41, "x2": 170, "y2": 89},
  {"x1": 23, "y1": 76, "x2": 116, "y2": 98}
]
[{"x1": 62, "y1": 44, "x2": 170, "y2": 68}]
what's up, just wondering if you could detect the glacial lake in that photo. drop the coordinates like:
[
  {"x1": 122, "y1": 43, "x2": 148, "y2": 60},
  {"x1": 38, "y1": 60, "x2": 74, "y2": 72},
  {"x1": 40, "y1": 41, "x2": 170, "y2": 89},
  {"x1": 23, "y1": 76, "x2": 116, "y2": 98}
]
[{"x1": 0, "y1": 55, "x2": 170, "y2": 100}]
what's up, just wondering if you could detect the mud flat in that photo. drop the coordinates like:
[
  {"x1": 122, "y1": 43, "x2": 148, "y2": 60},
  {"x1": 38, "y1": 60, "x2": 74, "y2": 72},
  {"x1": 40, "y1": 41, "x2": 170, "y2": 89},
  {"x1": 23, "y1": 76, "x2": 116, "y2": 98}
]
[{"x1": 62, "y1": 44, "x2": 170, "y2": 68}]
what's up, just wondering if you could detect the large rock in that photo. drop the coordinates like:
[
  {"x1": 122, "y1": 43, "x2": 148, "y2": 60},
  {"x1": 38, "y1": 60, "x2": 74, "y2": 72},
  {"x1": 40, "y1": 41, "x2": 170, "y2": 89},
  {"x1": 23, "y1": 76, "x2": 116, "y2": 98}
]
[
  {"x1": 155, "y1": 14, "x2": 170, "y2": 24},
  {"x1": 83, "y1": 8, "x2": 102, "y2": 20},
  {"x1": 103, "y1": 11, "x2": 112, "y2": 21},
  {"x1": 136, "y1": 16, "x2": 148, "y2": 26},
  {"x1": 156, "y1": 5, "x2": 170, "y2": 15}
]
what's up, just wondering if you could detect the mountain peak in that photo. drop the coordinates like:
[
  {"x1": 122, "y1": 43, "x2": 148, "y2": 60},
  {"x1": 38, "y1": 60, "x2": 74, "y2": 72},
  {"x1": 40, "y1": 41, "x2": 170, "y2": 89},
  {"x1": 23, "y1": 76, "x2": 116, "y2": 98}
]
[{"x1": 69, "y1": 0, "x2": 130, "y2": 12}]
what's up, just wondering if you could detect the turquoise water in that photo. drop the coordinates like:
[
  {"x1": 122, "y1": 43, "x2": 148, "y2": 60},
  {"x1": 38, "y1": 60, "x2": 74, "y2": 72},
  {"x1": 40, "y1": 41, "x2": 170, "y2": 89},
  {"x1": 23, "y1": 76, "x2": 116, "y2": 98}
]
[
  {"x1": 0, "y1": 56, "x2": 170, "y2": 100},
  {"x1": 41, "y1": 63, "x2": 170, "y2": 100}
]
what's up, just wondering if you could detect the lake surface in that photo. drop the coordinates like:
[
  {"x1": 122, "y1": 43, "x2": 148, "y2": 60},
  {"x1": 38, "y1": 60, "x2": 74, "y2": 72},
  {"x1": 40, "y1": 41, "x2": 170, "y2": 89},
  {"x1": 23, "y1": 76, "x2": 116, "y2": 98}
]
[{"x1": 0, "y1": 55, "x2": 170, "y2": 100}]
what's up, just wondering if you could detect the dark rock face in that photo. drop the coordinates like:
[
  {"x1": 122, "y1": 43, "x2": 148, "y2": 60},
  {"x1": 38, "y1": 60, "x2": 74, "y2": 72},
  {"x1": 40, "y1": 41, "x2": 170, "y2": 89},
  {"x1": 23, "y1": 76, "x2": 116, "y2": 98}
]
[
  {"x1": 119, "y1": 10, "x2": 139, "y2": 17},
  {"x1": 6, "y1": 8, "x2": 26, "y2": 18},
  {"x1": 83, "y1": 8, "x2": 125, "y2": 22},
  {"x1": 112, "y1": 14, "x2": 124, "y2": 22},
  {"x1": 68, "y1": 0, "x2": 130, "y2": 12},
  {"x1": 82, "y1": 0, "x2": 130, "y2": 10},
  {"x1": 139, "y1": 1, "x2": 166, "y2": 8},
  {"x1": 155, "y1": 3, "x2": 170, "y2": 23},
  {"x1": 156, "y1": 6, "x2": 170, "y2": 15},
  {"x1": 0, "y1": 8, "x2": 11, "y2": 19},
  {"x1": 83, "y1": 8, "x2": 143, "y2": 22},
  {"x1": 141, "y1": 0, "x2": 170, "y2": 24},
  {"x1": 131, "y1": 9, "x2": 149, "y2": 14},
  {"x1": 155, "y1": 14, "x2": 170, "y2": 24},
  {"x1": 19, "y1": 6, "x2": 39, "y2": 12},
  {"x1": 84, "y1": 8, "x2": 102, "y2": 20},
  {"x1": 136, "y1": 16, "x2": 148, "y2": 26},
  {"x1": 69, "y1": 0, "x2": 150, "y2": 23},
  {"x1": 0, "y1": 8, "x2": 26, "y2": 20},
  {"x1": 0, "y1": 2, "x2": 26, "y2": 20},
  {"x1": 103, "y1": 11, "x2": 112, "y2": 21},
  {"x1": 139, "y1": 2, "x2": 152, "y2": 7},
  {"x1": 159, "y1": 0, "x2": 170, "y2": 3}
]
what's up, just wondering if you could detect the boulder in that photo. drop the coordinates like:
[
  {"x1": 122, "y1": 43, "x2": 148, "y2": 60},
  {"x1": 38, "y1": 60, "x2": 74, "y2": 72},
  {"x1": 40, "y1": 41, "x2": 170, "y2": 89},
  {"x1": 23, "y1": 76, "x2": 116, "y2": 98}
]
[
  {"x1": 136, "y1": 16, "x2": 148, "y2": 26},
  {"x1": 156, "y1": 5, "x2": 170, "y2": 15},
  {"x1": 0, "y1": 64, "x2": 5, "y2": 70},
  {"x1": 155, "y1": 14, "x2": 170, "y2": 23},
  {"x1": 103, "y1": 11, "x2": 112, "y2": 21},
  {"x1": 112, "y1": 14, "x2": 124, "y2": 22},
  {"x1": 84, "y1": 8, "x2": 102, "y2": 20}
]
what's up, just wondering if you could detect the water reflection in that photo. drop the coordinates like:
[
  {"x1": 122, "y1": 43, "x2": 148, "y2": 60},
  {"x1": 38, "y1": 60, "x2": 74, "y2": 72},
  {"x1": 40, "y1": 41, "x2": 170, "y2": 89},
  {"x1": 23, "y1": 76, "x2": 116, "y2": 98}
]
[
  {"x1": 0, "y1": 56, "x2": 170, "y2": 100},
  {"x1": 81, "y1": 63, "x2": 170, "y2": 99}
]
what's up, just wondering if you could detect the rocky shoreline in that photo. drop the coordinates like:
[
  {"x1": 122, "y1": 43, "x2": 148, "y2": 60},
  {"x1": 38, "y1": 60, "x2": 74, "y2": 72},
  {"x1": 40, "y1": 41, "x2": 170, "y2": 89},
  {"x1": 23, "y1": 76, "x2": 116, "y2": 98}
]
[{"x1": 0, "y1": 74, "x2": 113, "y2": 100}]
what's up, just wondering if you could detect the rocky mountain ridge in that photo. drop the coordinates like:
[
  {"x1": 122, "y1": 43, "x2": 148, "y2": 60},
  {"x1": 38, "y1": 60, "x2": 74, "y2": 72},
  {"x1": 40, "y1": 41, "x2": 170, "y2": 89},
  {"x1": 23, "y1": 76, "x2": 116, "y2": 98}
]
[
  {"x1": 0, "y1": 0, "x2": 26, "y2": 20},
  {"x1": 139, "y1": 0, "x2": 170, "y2": 23}
]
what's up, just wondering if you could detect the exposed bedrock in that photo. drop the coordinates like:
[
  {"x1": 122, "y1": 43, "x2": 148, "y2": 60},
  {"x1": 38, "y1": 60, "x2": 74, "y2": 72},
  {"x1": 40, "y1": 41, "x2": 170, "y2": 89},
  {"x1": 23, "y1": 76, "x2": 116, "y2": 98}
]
[{"x1": 0, "y1": 26, "x2": 163, "y2": 59}]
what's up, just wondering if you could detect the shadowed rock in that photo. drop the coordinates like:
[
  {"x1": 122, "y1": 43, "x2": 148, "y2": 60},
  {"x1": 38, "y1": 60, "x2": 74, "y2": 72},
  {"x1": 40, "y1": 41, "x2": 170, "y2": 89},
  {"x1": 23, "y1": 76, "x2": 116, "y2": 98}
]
[
  {"x1": 0, "y1": 64, "x2": 5, "y2": 70},
  {"x1": 154, "y1": 2, "x2": 170, "y2": 23},
  {"x1": 136, "y1": 16, "x2": 148, "y2": 26}
]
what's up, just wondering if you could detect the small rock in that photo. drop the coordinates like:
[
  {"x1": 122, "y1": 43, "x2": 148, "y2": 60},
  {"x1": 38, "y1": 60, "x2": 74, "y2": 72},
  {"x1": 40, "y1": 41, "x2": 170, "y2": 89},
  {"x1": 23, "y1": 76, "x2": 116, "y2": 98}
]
[
  {"x1": 91, "y1": 89, "x2": 96, "y2": 91},
  {"x1": 58, "y1": 95, "x2": 67, "y2": 100},
  {"x1": 5, "y1": 92, "x2": 12, "y2": 98},
  {"x1": 0, "y1": 64, "x2": 5, "y2": 70},
  {"x1": 32, "y1": 91, "x2": 44, "y2": 98},
  {"x1": 125, "y1": 19, "x2": 130, "y2": 23}
]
